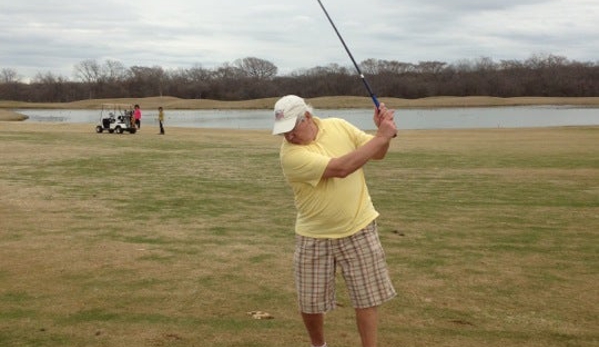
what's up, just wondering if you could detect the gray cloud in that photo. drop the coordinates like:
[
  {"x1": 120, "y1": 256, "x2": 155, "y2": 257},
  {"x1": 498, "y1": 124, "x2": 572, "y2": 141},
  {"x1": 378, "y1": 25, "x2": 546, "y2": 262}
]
[{"x1": 1, "y1": 0, "x2": 597, "y2": 81}]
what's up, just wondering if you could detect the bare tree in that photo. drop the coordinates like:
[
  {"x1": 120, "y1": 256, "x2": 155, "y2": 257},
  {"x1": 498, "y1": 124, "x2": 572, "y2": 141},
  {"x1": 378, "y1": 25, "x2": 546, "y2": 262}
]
[
  {"x1": 0, "y1": 68, "x2": 20, "y2": 83},
  {"x1": 101, "y1": 60, "x2": 129, "y2": 83},
  {"x1": 74, "y1": 59, "x2": 102, "y2": 99},
  {"x1": 32, "y1": 71, "x2": 59, "y2": 101},
  {"x1": 359, "y1": 59, "x2": 413, "y2": 75},
  {"x1": 183, "y1": 65, "x2": 212, "y2": 98},
  {"x1": 474, "y1": 57, "x2": 497, "y2": 72},
  {"x1": 416, "y1": 61, "x2": 447, "y2": 74},
  {"x1": 128, "y1": 65, "x2": 166, "y2": 97},
  {"x1": 233, "y1": 57, "x2": 278, "y2": 79},
  {"x1": 212, "y1": 62, "x2": 242, "y2": 80},
  {"x1": 0, "y1": 68, "x2": 22, "y2": 100}
]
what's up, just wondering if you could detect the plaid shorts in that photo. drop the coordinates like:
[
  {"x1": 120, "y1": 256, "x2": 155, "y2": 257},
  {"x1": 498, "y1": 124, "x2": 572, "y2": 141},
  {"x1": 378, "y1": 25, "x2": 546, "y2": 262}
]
[{"x1": 293, "y1": 221, "x2": 396, "y2": 313}]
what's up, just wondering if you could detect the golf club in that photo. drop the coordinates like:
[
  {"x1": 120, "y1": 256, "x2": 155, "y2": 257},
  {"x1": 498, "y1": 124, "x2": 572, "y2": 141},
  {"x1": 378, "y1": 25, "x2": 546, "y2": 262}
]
[{"x1": 316, "y1": 0, "x2": 380, "y2": 109}]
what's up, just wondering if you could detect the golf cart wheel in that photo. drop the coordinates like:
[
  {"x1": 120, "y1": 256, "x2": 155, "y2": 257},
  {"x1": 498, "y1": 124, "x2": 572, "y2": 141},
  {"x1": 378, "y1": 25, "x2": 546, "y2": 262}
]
[
  {"x1": 95, "y1": 125, "x2": 103, "y2": 133},
  {"x1": 115, "y1": 127, "x2": 123, "y2": 134}
]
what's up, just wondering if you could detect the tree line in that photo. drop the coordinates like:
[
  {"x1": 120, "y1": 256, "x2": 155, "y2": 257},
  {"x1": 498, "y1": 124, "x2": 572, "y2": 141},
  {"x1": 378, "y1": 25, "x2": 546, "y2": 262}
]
[{"x1": 1, "y1": 54, "x2": 598, "y2": 103}]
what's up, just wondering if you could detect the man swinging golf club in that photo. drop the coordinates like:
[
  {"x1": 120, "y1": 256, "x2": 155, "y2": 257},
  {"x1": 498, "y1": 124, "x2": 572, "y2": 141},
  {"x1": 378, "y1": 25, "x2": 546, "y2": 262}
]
[{"x1": 272, "y1": 95, "x2": 397, "y2": 347}]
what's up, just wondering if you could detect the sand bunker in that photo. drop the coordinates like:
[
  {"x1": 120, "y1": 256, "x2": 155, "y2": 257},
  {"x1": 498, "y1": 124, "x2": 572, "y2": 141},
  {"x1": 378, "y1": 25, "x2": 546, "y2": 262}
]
[{"x1": 0, "y1": 109, "x2": 28, "y2": 121}]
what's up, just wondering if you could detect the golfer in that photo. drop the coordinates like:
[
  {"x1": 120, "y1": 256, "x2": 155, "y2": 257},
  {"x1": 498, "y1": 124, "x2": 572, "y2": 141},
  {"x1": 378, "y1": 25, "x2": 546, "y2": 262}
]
[{"x1": 272, "y1": 95, "x2": 397, "y2": 347}]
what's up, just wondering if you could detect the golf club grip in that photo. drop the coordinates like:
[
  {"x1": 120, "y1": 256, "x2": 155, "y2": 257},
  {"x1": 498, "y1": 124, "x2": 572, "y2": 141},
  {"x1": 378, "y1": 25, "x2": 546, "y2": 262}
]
[{"x1": 360, "y1": 75, "x2": 380, "y2": 108}]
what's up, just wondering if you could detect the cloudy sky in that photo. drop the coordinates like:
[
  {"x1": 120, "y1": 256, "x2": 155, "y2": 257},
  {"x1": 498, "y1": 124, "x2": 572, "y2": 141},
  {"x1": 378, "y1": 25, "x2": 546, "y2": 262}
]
[{"x1": 1, "y1": 0, "x2": 598, "y2": 81}]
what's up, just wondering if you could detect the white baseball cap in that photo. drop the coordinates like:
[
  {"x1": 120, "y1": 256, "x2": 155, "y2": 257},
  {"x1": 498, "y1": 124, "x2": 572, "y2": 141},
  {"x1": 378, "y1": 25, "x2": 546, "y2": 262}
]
[{"x1": 272, "y1": 95, "x2": 311, "y2": 135}]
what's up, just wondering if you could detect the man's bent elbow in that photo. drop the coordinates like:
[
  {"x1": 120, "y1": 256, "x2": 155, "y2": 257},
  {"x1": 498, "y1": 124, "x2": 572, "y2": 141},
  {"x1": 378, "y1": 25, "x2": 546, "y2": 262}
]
[
  {"x1": 323, "y1": 167, "x2": 353, "y2": 179},
  {"x1": 371, "y1": 153, "x2": 387, "y2": 160}
]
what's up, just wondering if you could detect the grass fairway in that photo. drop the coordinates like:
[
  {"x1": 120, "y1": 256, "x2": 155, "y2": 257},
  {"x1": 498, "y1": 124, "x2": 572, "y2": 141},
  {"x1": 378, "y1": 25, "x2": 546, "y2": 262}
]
[{"x1": 0, "y1": 122, "x2": 597, "y2": 347}]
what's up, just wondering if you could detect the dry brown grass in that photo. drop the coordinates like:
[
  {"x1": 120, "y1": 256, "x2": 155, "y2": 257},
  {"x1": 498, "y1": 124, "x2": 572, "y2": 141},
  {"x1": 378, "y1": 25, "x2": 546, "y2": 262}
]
[
  {"x1": 2, "y1": 96, "x2": 599, "y2": 114},
  {"x1": 0, "y1": 109, "x2": 28, "y2": 121},
  {"x1": 0, "y1": 121, "x2": 597, "y2": 347}
]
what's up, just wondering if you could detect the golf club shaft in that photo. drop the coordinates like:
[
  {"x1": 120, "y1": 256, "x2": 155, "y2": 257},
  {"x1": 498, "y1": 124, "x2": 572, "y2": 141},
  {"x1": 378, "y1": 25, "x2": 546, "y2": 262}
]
[{"x1": 316, "y1": 0, "x2": 380, "y2": 108}]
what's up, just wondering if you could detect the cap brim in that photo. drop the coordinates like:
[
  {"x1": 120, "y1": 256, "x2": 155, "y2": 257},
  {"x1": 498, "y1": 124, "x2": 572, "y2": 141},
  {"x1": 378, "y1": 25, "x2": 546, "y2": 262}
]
[{"x1": 272, "y1": 116, "x2": 298, "y2": 135}]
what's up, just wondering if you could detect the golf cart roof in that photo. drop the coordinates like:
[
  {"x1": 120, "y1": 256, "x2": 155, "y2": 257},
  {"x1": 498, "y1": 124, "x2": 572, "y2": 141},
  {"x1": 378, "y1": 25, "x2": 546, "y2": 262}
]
[{"x1": 101, "y1": 103, "x2": 133, "y2": 108}]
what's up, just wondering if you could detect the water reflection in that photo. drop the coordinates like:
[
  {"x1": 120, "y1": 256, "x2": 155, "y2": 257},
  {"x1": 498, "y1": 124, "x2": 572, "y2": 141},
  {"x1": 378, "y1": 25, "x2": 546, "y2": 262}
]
[{"x1": 17, "y1": 106, "x2": 599, "y2": 130}]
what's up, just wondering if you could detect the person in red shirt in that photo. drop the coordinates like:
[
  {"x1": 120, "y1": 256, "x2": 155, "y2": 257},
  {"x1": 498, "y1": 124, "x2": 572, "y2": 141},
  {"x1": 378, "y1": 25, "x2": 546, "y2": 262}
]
[{"x1": 133, "y1": 104, "x2": 142, "y2": 129}]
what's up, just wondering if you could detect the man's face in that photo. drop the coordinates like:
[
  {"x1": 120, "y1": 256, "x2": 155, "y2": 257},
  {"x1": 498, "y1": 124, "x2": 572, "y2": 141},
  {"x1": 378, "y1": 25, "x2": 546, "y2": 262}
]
[{"x1": 283, "y1": 114, "x2": 313, "y2": 145}]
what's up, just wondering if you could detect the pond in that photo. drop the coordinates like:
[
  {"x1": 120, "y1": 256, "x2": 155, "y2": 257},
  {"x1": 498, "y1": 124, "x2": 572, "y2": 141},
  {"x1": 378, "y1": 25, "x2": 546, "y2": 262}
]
[{"x1": 17, "y1": 106, "x2": 599, "y2": 130}]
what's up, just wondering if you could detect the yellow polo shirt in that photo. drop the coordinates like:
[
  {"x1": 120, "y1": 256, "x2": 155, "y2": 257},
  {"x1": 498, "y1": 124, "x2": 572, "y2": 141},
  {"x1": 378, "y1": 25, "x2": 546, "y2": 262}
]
[{"x1": 280, "y1": 117, "x2": 379, "y2": 239}]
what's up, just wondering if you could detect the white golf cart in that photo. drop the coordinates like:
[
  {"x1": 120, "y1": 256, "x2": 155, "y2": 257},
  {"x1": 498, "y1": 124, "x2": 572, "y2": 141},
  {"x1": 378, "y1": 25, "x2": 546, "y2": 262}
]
[{"x1": 95, "y1": 103, "x2": 137, "y2": 134}]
